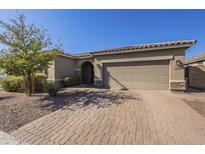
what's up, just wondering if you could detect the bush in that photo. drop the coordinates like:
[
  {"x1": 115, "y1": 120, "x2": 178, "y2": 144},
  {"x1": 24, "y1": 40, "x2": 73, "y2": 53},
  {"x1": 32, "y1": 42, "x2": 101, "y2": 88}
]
[
  {"x1": 45, "y1": 82, "x2": 61, "y2": 96},
  {"x1": 0, "y1": 76, "x2": 24, "y2": 92},
  {"x1": 34, "y1": 73, "x2": 47, "y2": 92},
  {"x1": 64, "y1": 75, "x2": 79, "y2": 87},
  {"x1": 0, "y1": 73, "x2": 47, "y2": 93}
]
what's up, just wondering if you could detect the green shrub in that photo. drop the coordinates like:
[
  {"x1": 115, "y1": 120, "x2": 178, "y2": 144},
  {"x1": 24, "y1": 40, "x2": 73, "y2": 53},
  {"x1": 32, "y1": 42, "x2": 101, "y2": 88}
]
[
  {"x1": 64, "y1": 75, "x2": 79, "y2": 87},
  {"x1": 45, "y1": 82, "x2": 61, "y2": 96},
  {"x1": 0, "y1": 76, "x2": 24, "y2": 92},
  {"x1": 0, "y1": 73, "x2": 47, "y2": 93},
  {"x1": 34, "y1": 73, "x2": 47, "y2": 92}
]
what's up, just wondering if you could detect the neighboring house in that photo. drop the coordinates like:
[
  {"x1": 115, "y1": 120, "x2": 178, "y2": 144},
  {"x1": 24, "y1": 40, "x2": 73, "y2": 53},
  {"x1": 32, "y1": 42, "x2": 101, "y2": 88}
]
[
  {"x1": 185, "y1": 52, "x2": 205, "y2": 90},
  {"x1": 185, "y1": 52, "x2": 205, "y2": 66},
  {"x1": 47, "y1": 40, "x2": 196, "y2": 91}
]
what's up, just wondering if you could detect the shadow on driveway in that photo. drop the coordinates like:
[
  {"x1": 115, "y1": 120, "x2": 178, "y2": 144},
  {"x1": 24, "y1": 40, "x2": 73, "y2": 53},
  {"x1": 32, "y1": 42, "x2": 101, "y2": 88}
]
[
  {"x1": 185, "y1": 87, "x2": 205, "y2": 93},
  {"x1": 0, "y1": 96, "x2": 15, "y2": 102},
  {"x1": 39, "y1": 88, "x2": 138, "y2": 111}
]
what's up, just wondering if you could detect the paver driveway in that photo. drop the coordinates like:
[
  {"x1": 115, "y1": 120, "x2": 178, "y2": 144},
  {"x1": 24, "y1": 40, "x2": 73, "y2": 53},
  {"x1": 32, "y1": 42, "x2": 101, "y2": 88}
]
[{"x1": 11, "y1": 88, "x2": 205, "y2": 144}]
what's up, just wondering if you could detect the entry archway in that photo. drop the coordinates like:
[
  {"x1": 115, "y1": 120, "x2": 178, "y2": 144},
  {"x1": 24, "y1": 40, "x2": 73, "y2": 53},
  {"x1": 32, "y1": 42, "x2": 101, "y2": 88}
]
[{"x1": 81, "y1": 61, "x2": 94, "y2": 84}]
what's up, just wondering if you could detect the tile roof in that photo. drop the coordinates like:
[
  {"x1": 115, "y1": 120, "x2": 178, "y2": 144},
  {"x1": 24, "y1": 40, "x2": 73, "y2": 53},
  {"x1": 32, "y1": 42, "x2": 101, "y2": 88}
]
[
  {"x1": 185, "y1": 52, "x2": 205, "y2": 64},
  {"x1": 62, "y1": 40, "x2": 196, "y2": 58}
]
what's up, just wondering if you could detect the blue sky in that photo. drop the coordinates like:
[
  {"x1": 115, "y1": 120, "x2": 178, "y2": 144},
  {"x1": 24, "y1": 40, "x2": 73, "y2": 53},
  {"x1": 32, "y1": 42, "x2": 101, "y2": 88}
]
[{"x1": 0, "y1": 9, "x2": 205, "y2": 58}]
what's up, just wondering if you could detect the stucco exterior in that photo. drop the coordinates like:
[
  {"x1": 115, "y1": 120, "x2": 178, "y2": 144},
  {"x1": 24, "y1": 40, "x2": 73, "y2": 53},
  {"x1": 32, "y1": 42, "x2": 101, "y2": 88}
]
[
  {"x1": 185, "y1": 51, "x2": 205, "y2": 89},
  {"x1": 47, "y1": 55, "x2": 76, "y2": 81},
  {"x1": 47, "y1": 61, "x2": 55, "y2": 81},
  {"x1": 188, "y1": 66, "x2": 205, "y2": 89},
  {"x1": 55, "y1": 55, "x2": 76, "y2": 81},
  {"x1": 47, "y1": 40, "x2": 196, "y2": 91}
]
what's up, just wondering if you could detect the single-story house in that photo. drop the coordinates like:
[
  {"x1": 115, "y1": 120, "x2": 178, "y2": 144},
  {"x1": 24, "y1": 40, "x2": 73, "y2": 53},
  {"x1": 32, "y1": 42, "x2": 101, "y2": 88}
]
[
  {"x1": 47, "y1": 40, "x2": 196, "y2": 91},
  {"x1": 185, "y1": 52, "x2": 205, "y2": 89}
]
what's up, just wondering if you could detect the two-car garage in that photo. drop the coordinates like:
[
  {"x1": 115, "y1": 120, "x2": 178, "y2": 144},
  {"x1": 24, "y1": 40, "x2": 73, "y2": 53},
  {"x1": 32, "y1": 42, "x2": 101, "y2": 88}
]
[{"x1": 103, "y1": 60, "x2": 169, "y2": 90}]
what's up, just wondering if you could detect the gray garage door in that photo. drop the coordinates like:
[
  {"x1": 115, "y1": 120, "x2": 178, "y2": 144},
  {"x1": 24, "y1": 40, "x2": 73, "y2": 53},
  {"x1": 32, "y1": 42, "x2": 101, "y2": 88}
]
[{"x1": 103, "y1": 60, "x2": 169, "y2": 90}]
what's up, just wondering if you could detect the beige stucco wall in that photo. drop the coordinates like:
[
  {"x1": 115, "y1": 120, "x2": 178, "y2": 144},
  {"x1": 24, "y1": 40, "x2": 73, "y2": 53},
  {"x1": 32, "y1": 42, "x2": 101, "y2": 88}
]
[
  {"x1": 47, "y1": 61, "x2": 55, "y2": 81},
  {"x1": 47, "y1": 55, "x2": 76, "y2": 81},
  {"x1": 189, "y1": 66, "x2": 205, "y2": 89},
  {"x1": 55, "y1": 55, "x2": 76, "y2": 81},
  {"x1": 169, "y1": 49, "x2": 186, "y2": 90},
  {"x1": 75, "y1": 58, "x2": 93, "y2": 69},
  {"x1": 169, "y1": 48, "x2": 185, "y2": 81}
]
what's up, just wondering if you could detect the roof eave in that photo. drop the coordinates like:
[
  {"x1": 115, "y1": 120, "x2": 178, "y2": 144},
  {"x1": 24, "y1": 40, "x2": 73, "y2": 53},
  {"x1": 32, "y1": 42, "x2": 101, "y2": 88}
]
[
  {"x1": 59, "y1": 40, "x2": 196, "y2": 59},
  {"x1": 58, "y1": 53, "x2": 77, "y2": 59},
  {"x1": 185, "y1": 58, "x2": 205, "y2": 65},
  {"x1": 91, "y1": 44, "x2": 194, "y2": 57}
]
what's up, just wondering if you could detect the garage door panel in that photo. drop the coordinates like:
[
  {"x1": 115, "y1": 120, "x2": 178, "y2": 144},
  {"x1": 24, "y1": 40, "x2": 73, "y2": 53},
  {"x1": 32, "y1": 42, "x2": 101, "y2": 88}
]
[
  {"x1": 158, "y1": 68, "x2": 169, "y2": 76},
  {"x1": 158, "y1": 76, "x2": 169, "y2": 89},
  {"x1": 158, "y1": 76, "x2": 169, "y2": 83},
  {"x1": 106, "y1": 74, "x2": 128, "y2": 89},
  {"x1": 103, "y1": 60, "x2": 169, "y2": 90},
  {"x1": 147, "y1": 70, "x2": 158, "y2": 76}
]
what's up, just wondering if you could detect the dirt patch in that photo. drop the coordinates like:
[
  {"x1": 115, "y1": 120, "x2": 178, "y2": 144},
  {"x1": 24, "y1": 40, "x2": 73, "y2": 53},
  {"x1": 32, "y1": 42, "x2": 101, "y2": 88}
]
[
  {"x1": 182, "y1": 99, "x2": 205, "y2": 117},
  {"x1": 0, "y1": 88, "x2": 137, "y2": 133}
]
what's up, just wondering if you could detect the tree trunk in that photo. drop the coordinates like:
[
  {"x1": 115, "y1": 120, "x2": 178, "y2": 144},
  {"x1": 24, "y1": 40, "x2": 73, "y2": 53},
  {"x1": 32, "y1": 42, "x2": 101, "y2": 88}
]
[
  {"x1": 23, "y1": 77, "x2": 27, "y2": 94},
  {"x1": 27, "y1": 75, "x2": 32, "y2": 96},
  {"x1": 32, "y1": 73, "x2": 35, "y2": 96}
]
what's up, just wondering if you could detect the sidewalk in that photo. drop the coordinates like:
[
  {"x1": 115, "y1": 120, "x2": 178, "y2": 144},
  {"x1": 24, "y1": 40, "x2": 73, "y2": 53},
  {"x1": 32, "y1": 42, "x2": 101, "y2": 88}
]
[{"x1": 0, "y1": 131, "x2": 24, "y2": 145}]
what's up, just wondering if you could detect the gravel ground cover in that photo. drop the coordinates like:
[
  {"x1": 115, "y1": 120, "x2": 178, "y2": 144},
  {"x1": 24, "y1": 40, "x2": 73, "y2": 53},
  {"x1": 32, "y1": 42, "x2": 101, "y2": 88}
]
[{"x1": 174, "y1": 88, "x2": 205, "y2": 117}]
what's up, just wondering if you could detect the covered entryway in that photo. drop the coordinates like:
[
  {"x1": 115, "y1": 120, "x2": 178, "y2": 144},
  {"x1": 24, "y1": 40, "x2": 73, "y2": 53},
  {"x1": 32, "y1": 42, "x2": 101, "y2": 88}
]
[
  {"x1": 103, "y1": 60, "x2": 169, "y2": 90},
  {"x1": 81, "y1": 61, "x2": 94, "y2": 84}
]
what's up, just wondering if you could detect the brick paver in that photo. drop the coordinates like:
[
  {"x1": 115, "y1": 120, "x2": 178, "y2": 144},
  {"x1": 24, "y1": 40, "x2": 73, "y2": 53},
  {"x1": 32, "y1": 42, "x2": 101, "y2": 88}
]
[{"x1": 11, "y1": 89, "x2": 205, "y2": 144}]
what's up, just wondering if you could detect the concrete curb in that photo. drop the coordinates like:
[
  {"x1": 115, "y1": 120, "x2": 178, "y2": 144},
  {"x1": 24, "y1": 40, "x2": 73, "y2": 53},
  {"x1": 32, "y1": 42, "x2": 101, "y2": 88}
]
[{"x1": 0, "y1": 131, "x2": 24, "y2": 145}]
